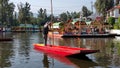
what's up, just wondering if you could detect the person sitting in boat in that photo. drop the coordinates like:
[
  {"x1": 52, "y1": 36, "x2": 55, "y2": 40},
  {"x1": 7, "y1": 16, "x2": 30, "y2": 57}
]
[{"x1": 43, "y1": 21, "x2": 51, "y2": 46}]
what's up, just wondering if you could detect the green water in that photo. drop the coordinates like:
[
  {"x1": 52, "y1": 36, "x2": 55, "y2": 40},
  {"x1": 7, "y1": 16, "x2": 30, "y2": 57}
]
[{"x1": 0, "y1": 32, "x2": 120, "y2": 68}]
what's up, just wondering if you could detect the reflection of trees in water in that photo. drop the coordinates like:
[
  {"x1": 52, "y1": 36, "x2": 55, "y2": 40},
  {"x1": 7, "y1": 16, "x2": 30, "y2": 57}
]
[
  {"x1": 95, "y1": 39, "x2": 120, "y2": 67},
  {"x1": 12, "y1": 32, "x2": 33, "y2": 63},
  {"x1": 80, "y1": 38, "x2": 110, "y2": 49},
  {"x1": 59, "y1": 38, "x2": 81, "y2": 47},
  {"x1": 54, "y1": 37, "x2": 120, "y2": 67},
  {"x1": 18, "y1": 32, "x2": 32, "y2": 62},
  {"x1": 40, "y1": 34, "x2": 120, "y2": 67},
  {"x1": 0, "y1": 42, "x2": 14, "y2": 68},
  {"x1": 0, "y1": 32, "x2": 12, "y2": 38},
  {"x1": 59, "y1": 38, "x2": 112, "y2": 49},
  {"x1": 111, "y1": 40, "x2": 120, "y2": 66}
]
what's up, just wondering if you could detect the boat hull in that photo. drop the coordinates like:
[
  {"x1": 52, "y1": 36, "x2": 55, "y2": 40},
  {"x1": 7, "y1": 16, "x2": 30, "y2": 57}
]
[
  {"x1": 62, "y1": 34, "x2": 117, "y2": 38},
  {"x1": 0, "y1": 38, "x2": 13, "y2": 41},
  {"x1": 34, "y1": 44, "x2": 99, "y2": 57}
]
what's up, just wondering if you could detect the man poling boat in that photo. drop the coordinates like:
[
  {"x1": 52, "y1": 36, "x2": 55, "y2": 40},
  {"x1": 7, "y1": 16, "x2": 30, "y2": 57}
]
[
  {"x1": 34, "y1": 0, "x2": 99, "y2": 58},
  {"x1": 43, "y1": 21, "x2": 51, "y2": 46}
]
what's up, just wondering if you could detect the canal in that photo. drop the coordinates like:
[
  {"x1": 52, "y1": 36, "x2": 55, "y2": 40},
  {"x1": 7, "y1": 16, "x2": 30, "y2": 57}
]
[{"x1": 0, "y1": 32, "x2": 120, "y2": 68}]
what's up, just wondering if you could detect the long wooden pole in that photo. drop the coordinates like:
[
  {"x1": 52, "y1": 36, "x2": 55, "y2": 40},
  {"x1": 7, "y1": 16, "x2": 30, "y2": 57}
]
[
  {"x1": 50, "y1": 0, "x2": 54, "y2": 46},
  {"x1": 51, "y1": 0, "x2": 53, "y2": 20},
  {"x1": 50, "y1": 1, "x2": 55, "y2": 66}
]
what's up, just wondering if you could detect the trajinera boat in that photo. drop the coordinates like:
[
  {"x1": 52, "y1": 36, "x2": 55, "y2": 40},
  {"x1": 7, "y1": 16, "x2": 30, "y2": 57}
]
[{"x1": 34, "y1": 44, "x2": 99, "y2": 57}]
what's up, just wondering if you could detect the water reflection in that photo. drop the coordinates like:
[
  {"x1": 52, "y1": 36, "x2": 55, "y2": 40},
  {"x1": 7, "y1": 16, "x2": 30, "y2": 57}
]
[
  {"x1": 0, "y1": 32, "x2": 120, "y2": 68},
  {"x1": 48, "y1": 37, "x2": 120, "y2": 68},
  {"x1": 49, "y1": 37, "x2": 113, "y2": 49},
  {"x1": 68, "y1": 57, "x2": 98, "y2": 68},
  {"x1": 42, "y1": 54, "x2": 49, "y2": 68},
  {"x1": 40, "y1": 51, "x2": 98, "y2": 68},
  {"x1": 95, "y1": 38, "x2": 120, "y2": 67},
  {"x1": 0, "y1": 42, "x2": 13, "y2": 68}
]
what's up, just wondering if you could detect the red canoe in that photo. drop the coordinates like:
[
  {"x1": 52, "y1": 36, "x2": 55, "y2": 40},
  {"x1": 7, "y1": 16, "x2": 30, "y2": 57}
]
[{"x1": 34, "y1": 44, "x2": 99, "y2": 57}]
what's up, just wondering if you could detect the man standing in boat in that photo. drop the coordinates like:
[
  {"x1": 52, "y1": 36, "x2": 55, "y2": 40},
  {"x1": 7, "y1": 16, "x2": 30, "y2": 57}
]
[{"x1": 43, "y1": 21, "x2": 51, "y2": 46}]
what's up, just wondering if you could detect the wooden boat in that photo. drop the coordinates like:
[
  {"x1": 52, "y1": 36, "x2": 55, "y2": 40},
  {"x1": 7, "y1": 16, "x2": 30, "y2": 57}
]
[
  {"x1": 48, "y1": 31, "x2": 117, "y2": 38},
  {"x1": 0, "y1": 38, "x2": 13, "y2": 41},
  {"x1": 34, "y1": 44, "x2": 99, "y2": 57}
]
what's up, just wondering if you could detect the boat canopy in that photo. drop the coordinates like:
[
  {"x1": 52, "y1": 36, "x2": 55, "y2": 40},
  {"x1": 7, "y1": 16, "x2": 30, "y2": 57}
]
[
  {"x1": 19, "y1": 24, "x2": 39, "y2": 28},
  {"x1": 52, "y1": 22, "x2": 61, "y2": 28}
]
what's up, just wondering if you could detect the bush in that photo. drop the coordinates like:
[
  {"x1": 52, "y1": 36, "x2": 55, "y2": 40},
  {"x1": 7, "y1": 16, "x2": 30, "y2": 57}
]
[
  {"x1": 117, "y1": 17, "x2": 120, "y2": 29},
  {"x1": 114, "y1": 24, "x2": 119, "y2": 29},
  {"x1": 107, "y1": 17, "x2": 115, "y2": 26}
]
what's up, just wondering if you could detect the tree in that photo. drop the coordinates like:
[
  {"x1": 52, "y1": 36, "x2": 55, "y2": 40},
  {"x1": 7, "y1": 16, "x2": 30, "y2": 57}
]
[
  {"x1": 66, "y1": 11, "x2": 72, "y2": 20},
  {"x1": 18, "y1": 2, "x2": 31, "y2": 24},
  {"x1": 29, "y1": 12, "x2": 38, "y2": 26},
  {"x1": 82, "y1": 6, "x2": 93, "y2": 17},
  {"x1": 13, "y1": 11, "x2": 19, "y2": 26},
  {"x1": 114, "y1": 16, "x2": 120, "y2": 29},
  {"x1": 37, "y1": 8, "x2": 48, "y2": 25},
  {"x1": 6, "y1": 3, "x2": 15, "y2": 27},
  {"x1": 71, "y1": 11, "x2": 80, "y2": 19},
  {"x1": 59, "y1": 12, "x2": 68, "y2": 22},
  {"x1": 117, "y1": 16, "x2": 120, "y2": 29},
  {"x1": 95, "y1": 0, "x2": 114, "y2": 17},
  {"x1": 115, "y1": 0, "x2": 120, "y2": 5},
  {"x1": 0, "y1": 0, "x2": 15, "y2": 27},
  {"x1": 107, "y1": 17, "x2": 115, "y2": 28},
  {"x1": 59, "y1": 11, "x2": 80, "y2": 22}
]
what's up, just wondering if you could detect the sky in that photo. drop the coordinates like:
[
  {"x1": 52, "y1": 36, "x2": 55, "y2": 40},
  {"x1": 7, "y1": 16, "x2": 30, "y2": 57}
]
[{"x1": 9, "y1": 0, "x2": 96, "y2": 16}]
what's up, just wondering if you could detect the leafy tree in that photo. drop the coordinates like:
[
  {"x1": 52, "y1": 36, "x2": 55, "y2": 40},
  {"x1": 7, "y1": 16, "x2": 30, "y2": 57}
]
[
  {"x1": 107, "y1": 17, "x2": 115, "y2": 26},
  {"x1": 71, "y1": 11, "x2": 80, "y2": 19},
  {"x1": 107, "y1": 17, "x2": 115, "y2": 29},
  {"x1": 59, "y1": 12, "x2": 68, "y2": 22},
  {"x1": 6, "y1": 3, "x2": 15, "y2": 27},
  {"x1": 37, "y1": 8, "x2": 48, "y2": 25},
  {"x1": 59, "y1": 11, "x2": 80, "y2": 22},
  {"x1": 66, "y1": 11, "x2": 72, "y2": 20},
  {"x1": 0, "y1": 0, "x2": 15, "y2": 27},
  {"x1": 117, "y1": 17, "x2": 120, "y2": 29},
  {"x1": 115, "y1": 0, "x2": 120, "y2": 5},
  {"x1": 82, "y1": 6, "x2": 93, "y2": 17},
  {"x1": 18, "y1": 2, "x2": 31, "y2": 24},
  {"x1": 13, "y1": 11, "x2": 19, "y2": 26},
  {"x1": 114, "y1": 16, "x2": 120, "y2": 29},
  {"x1": 95, "y1": 0, "x2": 114, "y2": 17},
  {"x1": 29, "y1": 12, "x2": 37, "y2": 25}
]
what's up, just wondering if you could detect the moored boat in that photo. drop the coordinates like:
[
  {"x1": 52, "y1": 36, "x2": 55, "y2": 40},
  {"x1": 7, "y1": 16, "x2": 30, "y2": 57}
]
[
  {"x1": 48, "y1": 32, "x2": 62, "y2": 38},
  {"x1": 0, "y1": 38, "x2": 13, "y2": 41},
  {"x1": 48, "y1": 32, "x2": 117, "y2": 38},
  {"x1": 62, "y1": 33, "x2": 117, "y2": 38}
]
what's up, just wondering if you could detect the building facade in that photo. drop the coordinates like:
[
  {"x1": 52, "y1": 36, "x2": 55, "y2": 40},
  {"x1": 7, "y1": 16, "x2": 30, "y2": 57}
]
[{"x1": 107, "y1": 0, "x2": 120, "y2": 21}]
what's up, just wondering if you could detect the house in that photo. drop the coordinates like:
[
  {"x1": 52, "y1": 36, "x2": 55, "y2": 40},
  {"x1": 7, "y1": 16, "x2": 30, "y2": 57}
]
[
  {"x1": 107, "y1": 5, "x2": 120, "y2": 19},
  {"x1": 107, "y1": 0, "x2": 120, "y2": 21}
]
